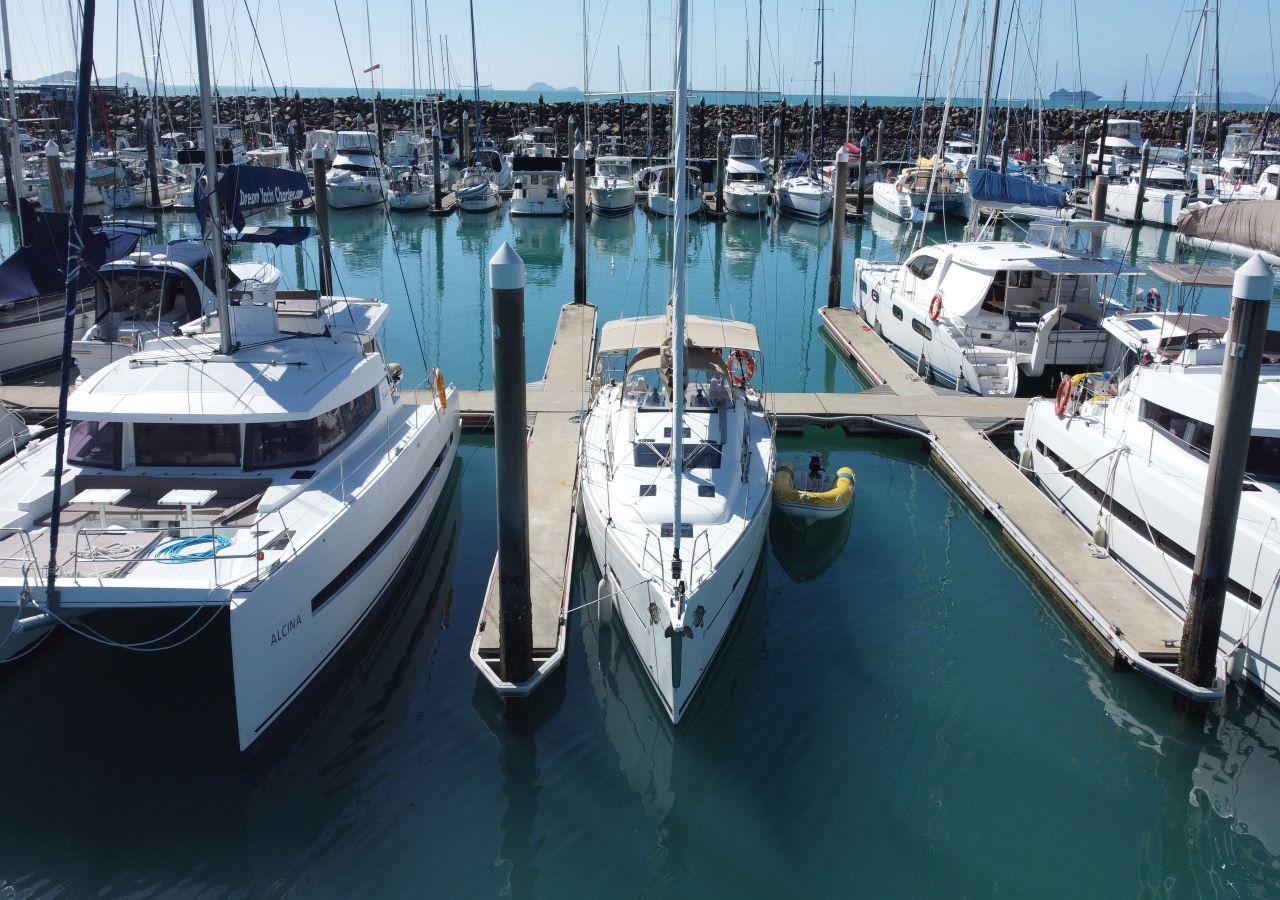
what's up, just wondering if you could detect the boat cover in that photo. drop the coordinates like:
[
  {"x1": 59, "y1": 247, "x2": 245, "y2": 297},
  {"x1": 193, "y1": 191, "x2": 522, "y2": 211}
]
[
  {"x1": 1177, "y1": 200, "x2": 1280, "y2": 257},
  {"x1": 599, "y1": 315, "x2": 760, "y2": 353},
  {"x1": 0, "y1": 201, "x2": 154, "y2": 307},
  {"x1": 967, "y1": 168, "x2": 1068, "y2": 208},
  {"x1": 196, "y1": 164, "x2": 311, "y2": 230}
]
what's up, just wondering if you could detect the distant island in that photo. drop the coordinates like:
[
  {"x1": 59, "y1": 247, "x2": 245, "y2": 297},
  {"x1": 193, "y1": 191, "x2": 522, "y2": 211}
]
[
  {"x1": 527, "y1": 82, "x2": 579, "y2": 93},
  {"x1": 1049, "y1": 88, "x2": 1101, "y2": 105},
  {"x1": 35, "y1": 70, "x2": 157, "y2": 91}
]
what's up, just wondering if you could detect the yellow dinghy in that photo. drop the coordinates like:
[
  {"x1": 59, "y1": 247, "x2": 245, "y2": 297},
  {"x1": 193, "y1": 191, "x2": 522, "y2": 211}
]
[{"x1": 772, "y1": 459, "x2": 855, "y2": 523}]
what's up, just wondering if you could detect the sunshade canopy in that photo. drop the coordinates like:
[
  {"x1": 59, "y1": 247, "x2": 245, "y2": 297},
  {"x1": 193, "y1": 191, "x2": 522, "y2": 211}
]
[{"x1": 599, "y1": 314, "x2": 760, "y2": 353}]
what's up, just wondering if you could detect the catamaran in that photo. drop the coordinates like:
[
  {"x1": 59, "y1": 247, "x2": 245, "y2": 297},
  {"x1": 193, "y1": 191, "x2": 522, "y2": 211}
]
[{"x1": 578, "y1": 0, "x2": 774, "y2": 723}]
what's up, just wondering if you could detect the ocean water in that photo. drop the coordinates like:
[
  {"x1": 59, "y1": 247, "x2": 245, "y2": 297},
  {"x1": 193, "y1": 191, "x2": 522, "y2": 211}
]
[{"x1": 0, "y1": 202, "x2": 1278, "y2": 895}]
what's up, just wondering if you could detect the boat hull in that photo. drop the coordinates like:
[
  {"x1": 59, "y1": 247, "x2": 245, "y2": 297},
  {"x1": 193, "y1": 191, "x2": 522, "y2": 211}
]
[
  {"x1": 0, "y1": 302, "x2": 93, "y2": 381},
  {"x1": 725, "y1": 187, "x2": 769, "y2": 217},
  {"x1": 509, "y1": 196, "x2": 567, "y2": 216},
  {"x1": 326, "y1": 177, "x2": 388, "y2": 209}
]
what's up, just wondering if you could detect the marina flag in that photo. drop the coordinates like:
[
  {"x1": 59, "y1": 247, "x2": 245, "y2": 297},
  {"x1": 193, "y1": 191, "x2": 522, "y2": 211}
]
[{"x1": 363, "y1": 63, "x2": 381, "y2": 74}]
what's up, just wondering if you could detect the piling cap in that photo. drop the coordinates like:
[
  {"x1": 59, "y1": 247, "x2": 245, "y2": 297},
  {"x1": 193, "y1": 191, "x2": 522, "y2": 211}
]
[
  {"x1": 574, "y1": 142, "x2": 586, "y2": 160},
  {"x1": 311, "y1": 143, "x2": 327, "y2": 162},
  {"x1": 835, "y1": 146, "x2": 849, "y2": 164},
  {"x1": 44, "y1": 139, "x2": 60, "y2": 157},
  {"x1": 1234, "y1": 254, "x2": 1275, "y2": 303},
  {"x1": 489, "y1": 242, "x2": 525, "y2": 291}
]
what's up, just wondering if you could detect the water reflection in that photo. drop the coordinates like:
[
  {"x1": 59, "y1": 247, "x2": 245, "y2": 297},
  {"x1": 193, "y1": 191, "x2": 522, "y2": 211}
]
[
  {"x1": 723, "y1": 215, "x2": 768, "y2": 282},
  {"x1": 589, "y1": 212, "x2": 636, "y2": 256},
  {"x1": 510, "y1": 215, "x2": 566, "y2": 283}
]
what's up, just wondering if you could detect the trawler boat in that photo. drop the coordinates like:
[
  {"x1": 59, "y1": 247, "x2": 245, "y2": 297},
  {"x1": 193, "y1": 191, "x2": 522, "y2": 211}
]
[
  {"x1": 325, "y1": 131, "x2": 389, "y2": 210},
  {"x1": 854, "y1": 219, "x2": 1133, "y2": 395},
  {"x1": 1044, "y1": 143, "x2": 1085, "y2": 182},
  {"x1": 1015, "y1": 261, "x2": 1280, "y2": 706},
  {"x1": 723, "y1": 134, "x2": 771, "y2": 217},
  {"x1": 587, "y1": 143, "x2": 637, "y2": 216},
  {"x1": 1102, "y1": 166, "x2": 1222, "y2": 227},
  {"x1": 454, "y1": 166, "x2": 500, "y2": 213},
  {"x1": 1091, "y1": 118, "x2": 1144, "y2": 177},
  {"x1": 640, "y1": 164, "x2": 703, "y2": 217},
  {"x1": 386, "y1": 130, "x2": 429, "y2": 168},
  {"x1": 579, "y1": 0, "x2": 773, "y2": 723},
  {"x1": 1218, "y1": 123, "x2": 1259, "y2": 179},
  {"x1": 871, "y1": 164, "x2": 967, "y2": 223},
  {"x1": 71, "y1": 240, "x2": 280, "y2": 378},
  {"x1": 509, "y1": 136, "x2": 565, "y2": 217},
  {"x1": 0, "y1": 204, "x2": 152, "y2": 381}
]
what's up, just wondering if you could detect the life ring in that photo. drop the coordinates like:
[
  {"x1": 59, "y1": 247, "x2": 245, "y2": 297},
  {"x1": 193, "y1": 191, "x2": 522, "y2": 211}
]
[
  {"x1": 1054, "y1": 375, "x2": 1071, "y2": 417},
  {"x1": 928, "y1": 293, "x2": 943, "y2": 321},
  {"x1": 728, "y1": 349, "x2": 756, "y2": 386},
  {"x1": 433, "y1": 367, "x2": 447, "y2": 409}
]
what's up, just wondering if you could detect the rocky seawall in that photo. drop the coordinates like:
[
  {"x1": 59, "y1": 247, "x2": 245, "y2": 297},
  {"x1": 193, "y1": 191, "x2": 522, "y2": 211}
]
[{"x1": 25, "y1": 91, "x2": 1270, "y2": 159}]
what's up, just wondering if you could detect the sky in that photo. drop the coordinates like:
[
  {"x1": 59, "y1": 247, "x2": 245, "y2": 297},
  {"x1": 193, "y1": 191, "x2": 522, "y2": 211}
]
[{"x1": 12, "y1": 0, "x2": 1280, "y2": 103}]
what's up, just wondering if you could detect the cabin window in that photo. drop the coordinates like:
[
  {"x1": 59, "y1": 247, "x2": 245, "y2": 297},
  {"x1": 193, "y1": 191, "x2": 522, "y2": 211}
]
[
  {"x1": 67, "y1": 420, "x2": 122, "y2": 470},
  {"x1": 244, "y1": 387, "x2": 378, "y2": 471},
  {"x1": 135, "y1": 423, "x2": 241, "y2": 467},
  {"x1": 907, "y1": 255, "x2": 938, "y2": 280},
  {"x1": 891, "y1": 305, "x2": 904, "y2": 321},
  {"x1": 911, "y1": 320, "x2": 933, "y2": 341},
  {"x1": 633, "y1": 441, "x2": 723, "y2": 469},
  {"x1": 1142, "y1": 399, "x2": 1280, "y2": 483}
]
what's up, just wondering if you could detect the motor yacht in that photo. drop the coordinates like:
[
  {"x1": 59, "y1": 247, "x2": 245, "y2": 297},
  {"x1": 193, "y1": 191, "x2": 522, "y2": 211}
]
[
  {"x1": 723, "y1": 134, "x2": 771, "y2": 218},
  {"x1": 325, "y1": 131, "x2": 389, "y2": 210}
]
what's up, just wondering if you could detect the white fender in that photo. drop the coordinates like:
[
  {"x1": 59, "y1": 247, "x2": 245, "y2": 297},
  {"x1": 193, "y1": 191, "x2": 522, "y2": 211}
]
[{"x1": 596, "y1": 576, "x2": 612, "y2": 625}]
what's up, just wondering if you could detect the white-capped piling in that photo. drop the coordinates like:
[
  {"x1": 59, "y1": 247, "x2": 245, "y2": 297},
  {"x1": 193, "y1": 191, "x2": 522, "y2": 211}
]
[
  {"x1": 1177, "y1": 255, "x2": 1275, "y2": 694},
  {"x1": 827, "y1": 146, "x2": 848, "y2": 308},
  {"x1": 573, "y1": 141, "x2": 587, "y2": 304},
  {"x1": 44, "y1": 141, "x2": 66, "y2": 213},
  {"x1": 489, "y1": 242, "x2": 534, "y2": 685}
]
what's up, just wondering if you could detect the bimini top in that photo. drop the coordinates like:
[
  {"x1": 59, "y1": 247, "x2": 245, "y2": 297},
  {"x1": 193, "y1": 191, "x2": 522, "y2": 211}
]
[{"x1": 598, "y1": 315, "x2": 760, "y2": 353}]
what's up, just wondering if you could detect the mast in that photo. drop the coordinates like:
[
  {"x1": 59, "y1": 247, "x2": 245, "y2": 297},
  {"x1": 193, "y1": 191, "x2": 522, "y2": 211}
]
[
  {"x1": 467, "y1": 0, "x2": 482, "y2": 153},
  {"x1": 755, "y1": 0, "x2": 763, "y2": 130},
  {"x1": 975, "y1": 0, "x2": 1001, "y2": 169},
  {"x1": 646, "y1": 0, "x2": 653, "y2": 163},
  {"x1": 581, "y1": 0, "x2": 590, "y2": 147},
  {"x1": 0, "y1": 0, "x2": 24, "y2": 245},
  {"x1": 44, "y1": 0, "x2": 97, "y2": 608},
  {"x1": 1186, "y1": 0, "x2": 1209, "y2": 183},
  {"x1": 844, "y1": 0, "x2": 857, "y2": 143},
  {"x1": 817, "y1": 0, "x2": 825, "y2": 158},
  {"x1": 669, "y1": 0, "x2": 690, "y2": 583},
  {"x1": 194, "y1": 0, "x2": 231, "y2": 354},
  {"x1": 409, "y1": 0, "x2": 419, "y2": 133}
]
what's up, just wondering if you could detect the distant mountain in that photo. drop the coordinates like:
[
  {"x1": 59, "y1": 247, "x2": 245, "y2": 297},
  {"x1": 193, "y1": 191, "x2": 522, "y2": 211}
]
[
  {"x1": 526, "y1": 81, "x2": 579, "y2": 93},
  {"x1": 35, "y1": 70, "x2": 158, "y2": 91},
  {"x1": 1220, "y1": 90, "x2": 1271, "y2": 105}
]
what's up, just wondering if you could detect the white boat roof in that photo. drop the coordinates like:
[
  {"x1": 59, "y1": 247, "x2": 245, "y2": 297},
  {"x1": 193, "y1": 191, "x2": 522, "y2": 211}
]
[
  {"x1": 68, "y1": 300, "x2": 386, "y2": 423},
  {"x1": 598, "y1": 315, "x2": 760, "y2": 353},
  {"x1": 1134, "y1": 365, "x2": 1280, "y2": 436}
]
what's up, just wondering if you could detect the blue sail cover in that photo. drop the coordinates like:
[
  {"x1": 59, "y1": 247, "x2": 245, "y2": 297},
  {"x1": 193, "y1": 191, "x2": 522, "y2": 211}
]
[
  {"x1": 196, "y1": 164, "x2": 311, "y2": 231},
  {"x1": 0, "y1": 202, "x2": 155, "y2": 306},
  {"x1": 967, "y1": 168, "x2": 1068, "y2": 209}
]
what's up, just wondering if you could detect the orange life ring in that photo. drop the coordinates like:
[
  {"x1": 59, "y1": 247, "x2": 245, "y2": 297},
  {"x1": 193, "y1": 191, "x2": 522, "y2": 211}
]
[
  {"x1": 928, "y1": 293, "x2": 944, "y2": 321},
  {"x1": 434, "y1": 367, "x2": 447, "y2": 409},
  {"x1": 728, "y1": 349, "x2": 756, "y2": 386},
  {"x1": 1054, "y1": 376, "x2": 1071, "y2": 417}
]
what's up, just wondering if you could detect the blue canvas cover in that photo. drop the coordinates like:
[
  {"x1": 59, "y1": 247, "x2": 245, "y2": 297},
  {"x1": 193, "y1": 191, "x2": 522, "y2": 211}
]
[
  {"x1": 967, "y1": 168, "x2": 1068, "y2": 209},
  {"x1": 0, "y1": 202, "x2": 154, "y2": 307}
]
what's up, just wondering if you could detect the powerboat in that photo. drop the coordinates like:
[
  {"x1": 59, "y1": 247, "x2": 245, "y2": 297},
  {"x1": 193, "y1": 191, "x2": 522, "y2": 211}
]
[
  {"x1": 509, "y1": 134, "x2": 565, "y2": 217},
  {"x1": 587, "y1": 143, "x2": 637, "y2": 216},
  {"x1": 854, "y1": 219, "x2": 1133, "y2": 395},
  {"x1": 1044, "y1": 143, "x2": 1085, "y2": 182},
  {"x1": 723, "y1": 134, "x2": 771, "y2": 218},
  {"x1": 325, "y1": 131, "x2": 389, "y2": 210},
  {"x1": 1015, "y1": 261, "x2": 1280, "y2": 706},
  {"x1": 578, "y1": 0, "x2": 773, "y2": 723}
]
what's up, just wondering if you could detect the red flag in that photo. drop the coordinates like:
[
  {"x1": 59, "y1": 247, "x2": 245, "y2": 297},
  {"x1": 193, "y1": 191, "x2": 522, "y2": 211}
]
[{"x1": 363, "y1": 63, "x2": 381, "y2": 74}]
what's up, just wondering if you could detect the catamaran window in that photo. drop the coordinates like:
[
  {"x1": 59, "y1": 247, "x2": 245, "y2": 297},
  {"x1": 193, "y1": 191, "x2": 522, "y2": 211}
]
[
  {"x1": 68, "y1": 420, "x2": 122, "y2": 469},
  {"x1": 1142, "y1": 399, "x2": 1280, "y2": 482},
  {"x1": 244, "y1": 387, "x2": 378, "y2": 470},
  {"x1": 135, "y1": 423, "x2": 241, "y2": 467},
  {"x1": 911, "y1": 319, "x2": 933, "y2": 340},
  {"x1": 633, "y1": 441, "x2": 723, "y2": 469},
  {"x1": 907, "y1": 255, "x2": 938, "y2": 280}
]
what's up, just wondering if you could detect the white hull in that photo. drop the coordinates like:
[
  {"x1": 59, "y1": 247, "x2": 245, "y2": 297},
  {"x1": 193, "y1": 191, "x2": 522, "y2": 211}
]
[
  {"x1": 0, "y1": 303, "x2": 93, "y2": 380},
  {"x1": 326, "y1": 176, "x2": 389, "y2": 209},
  {"x1": 776, "y1": 180, "x2": 833, "y2": 220},
  {"x1": 387, "y1": 190, "x2": 435, "y2": 211},
  {"x1": 725, "y1": 186, "x2": 769, "y2": 217},
  {"x1": 509, "y1": 196, "x2": 567, "y2": 216},
  {"x1": 647, "y1": 192, "x2": 700, "y2": 217},
  {"x1": 871, "y1": 181, "x2": 965, "y2": 223},
  {"x1": 1103, "y1": 183, "x2": 1189, "y2": 228},
  {"x1": 588, "y1": 183, "x2": 637, "y2": 216},
  {"x1": 104, "y1": 180, "x2": 180, "y2": 209}
]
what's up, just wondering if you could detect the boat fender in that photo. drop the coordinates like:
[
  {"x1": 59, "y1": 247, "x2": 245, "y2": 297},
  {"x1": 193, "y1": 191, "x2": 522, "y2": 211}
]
[
  {"x1": 596, "y1": 576, "x2": 612, "y2": 625},
  {"x1": 433, "y1": 367, "x2": 447, "y2": 409},
  {"x1": 928, "y1": 293, "x2": 943, "y2": 321},
  {"x1": 386, "y1": 361, "x2": 403, "y2": 384},
  {"x1": 1018, "y1": 445, "x2": 1033, "y2": 470},
  {"x1": 728, "y1": 349, "x2": 756, "y2": 386},
  {"x1": 1092, "y1": 521, "x2": 1109, "y2": 549}
]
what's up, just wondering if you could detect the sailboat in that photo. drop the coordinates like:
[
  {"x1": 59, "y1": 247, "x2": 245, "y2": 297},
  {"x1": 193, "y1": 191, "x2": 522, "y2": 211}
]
[
  {"x1": 0, "y1": 0, "x2": 460, "y2": 751},
  {"x1": 775, "y1": 0, "x2": 833, "y2": 220},
  {"x1": 578, "y1": 0, "x2": 774, "y2": 723}
]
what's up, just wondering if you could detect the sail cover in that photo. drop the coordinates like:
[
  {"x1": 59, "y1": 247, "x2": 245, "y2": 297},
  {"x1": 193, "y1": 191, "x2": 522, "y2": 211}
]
[
  {"x1": 1177, "y1": 201, "x2": 1280, "y2": 258},
  {"x1": 196, "y1": 164, "x2": 311, "y2": 230},
  {"x1": 0, "y1": 202, "x2": 154, "y2": 306},
  {"x1": 967, "y1": 168, "x2": 1068, "y2": 209}
]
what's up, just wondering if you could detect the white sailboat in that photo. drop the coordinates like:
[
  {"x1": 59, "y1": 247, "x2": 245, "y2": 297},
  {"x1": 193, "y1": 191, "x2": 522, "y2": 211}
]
[
  {"x1": 775, "y1": 0, "x2": 833, "y2": 221},
  {"x1": 578, "y1": 0, "x2": 774, "y2": 723}
]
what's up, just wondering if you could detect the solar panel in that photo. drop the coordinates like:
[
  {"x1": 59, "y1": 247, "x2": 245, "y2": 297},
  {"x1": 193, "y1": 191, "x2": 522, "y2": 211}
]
[{"x1": 1028, "y1": 256, "x2": 1145, "y2": 276}]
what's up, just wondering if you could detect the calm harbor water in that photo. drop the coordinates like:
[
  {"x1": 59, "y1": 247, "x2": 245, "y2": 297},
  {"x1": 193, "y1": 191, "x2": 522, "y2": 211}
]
[{"x1": 0, "y1": 203, "x2": 1278, "y2": 896}]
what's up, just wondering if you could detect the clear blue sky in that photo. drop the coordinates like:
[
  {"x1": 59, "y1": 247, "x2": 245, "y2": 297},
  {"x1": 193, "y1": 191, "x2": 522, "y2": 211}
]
[{"x1": 13, "y1": 0, "x2": 1280, "y2": 103}]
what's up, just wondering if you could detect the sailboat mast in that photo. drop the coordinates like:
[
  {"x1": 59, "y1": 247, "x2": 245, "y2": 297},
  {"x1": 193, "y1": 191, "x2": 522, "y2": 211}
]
[
  {"x1": 410, "y1": 0, "x2": 419, "y2": 133},
  {"x1": 975, "y1": 0, "x2": 1001, "y2": 168},
  {"x1": 818, "y1": 0, "x2": 825, "y2": 155},
  {"x1": 582, "y1": 0, "x2": 590, "y2": 146},
  {"x1": 193, "y1": 0, "x2": 231, "y2": 354},
  {"x1": 1186, "y1": 0, "x2": 1209, "y2": 181},
  {"x1": 755, "y1": 0, "x2": 763, "y2": 130},
  {"x1": 0, "y1": 0, "x2": 24, "y2": 245},
  {"x1": 646, "y1": 0, "x2": 653, "y2": 162},
  {"x1": 467, "y1": 0, "x2": 482, "y2": 152},
  {"x1": 670, "y1": 0, "x2": 690, "y2": 581},
  {"x1": 44, "y1": 0, "x2": 97, "y2": 607}
]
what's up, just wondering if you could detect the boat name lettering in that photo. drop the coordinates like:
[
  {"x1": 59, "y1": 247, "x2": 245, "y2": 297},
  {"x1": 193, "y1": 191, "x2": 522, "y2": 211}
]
[
  {"x1": 238, "y1": 186, "x2": 308, "y2": 207},
  {"x1": 270, "y1": 614, "x2": 303, "y2": 646}
]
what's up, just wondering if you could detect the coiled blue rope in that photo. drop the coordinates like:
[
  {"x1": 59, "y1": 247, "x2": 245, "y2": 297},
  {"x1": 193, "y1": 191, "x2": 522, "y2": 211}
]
[{"x1": 152, "y1": 534, "x2": 232, "y2": 564}]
